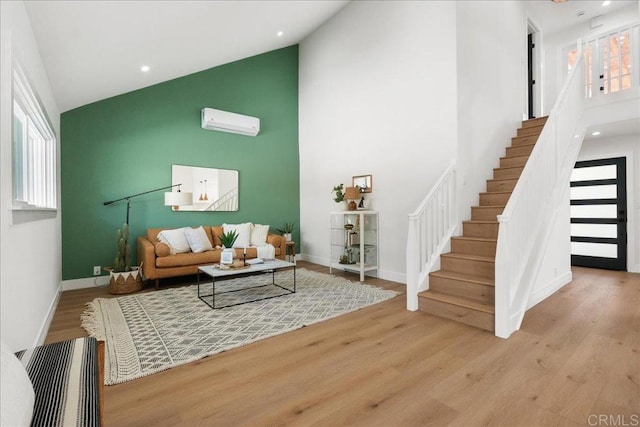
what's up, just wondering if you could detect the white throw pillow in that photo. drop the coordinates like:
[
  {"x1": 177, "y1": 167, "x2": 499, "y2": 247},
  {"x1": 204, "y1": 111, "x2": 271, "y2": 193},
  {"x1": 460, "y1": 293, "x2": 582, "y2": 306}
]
[
  {"x1": 157, "y1": 228, "x2": 191, "y2": 254},
  {"x1": 222, "y1": 223, "x2": 251, "y2": 248},
  {"x1": 1, "y1": 340, "x2": 35, "y2": 427},
  {"x1": 250, "y1": 224, "x2": 270, "y2": 246},
  {"x1": 184, "y1": 226, "x2": 213, "y2": 253}
]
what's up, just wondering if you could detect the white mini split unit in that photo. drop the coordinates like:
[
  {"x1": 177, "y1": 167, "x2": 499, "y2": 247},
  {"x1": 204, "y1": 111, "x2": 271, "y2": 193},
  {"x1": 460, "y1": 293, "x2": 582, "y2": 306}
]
[{"x1": 201, "y1": 108, "x2": 260, "y2": 137}]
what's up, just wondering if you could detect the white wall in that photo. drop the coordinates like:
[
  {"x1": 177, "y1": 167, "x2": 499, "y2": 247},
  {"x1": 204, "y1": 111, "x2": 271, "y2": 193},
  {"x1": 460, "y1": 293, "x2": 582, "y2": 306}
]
[
  {"x1": 577, "y1": 135, "x2": 640, "y2": 273},
  {"x1": 299, "y1": 1, "x2": 458, "y2": 283},
  {"x1": 456, "y1": 1, "x2": 529, "y2": 224},
  {"x1": 528, "y1": 187, "x2": 572, "y2": 308},
  {"x1": 0, "y1": 1, "x2": 61, "y2": 351}
]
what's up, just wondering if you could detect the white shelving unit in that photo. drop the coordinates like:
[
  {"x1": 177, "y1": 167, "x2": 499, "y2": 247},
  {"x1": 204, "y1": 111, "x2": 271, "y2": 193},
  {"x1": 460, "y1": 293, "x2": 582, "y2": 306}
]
[{"x1": 329, "y1": 210, "x2": 378, "y2": 281}]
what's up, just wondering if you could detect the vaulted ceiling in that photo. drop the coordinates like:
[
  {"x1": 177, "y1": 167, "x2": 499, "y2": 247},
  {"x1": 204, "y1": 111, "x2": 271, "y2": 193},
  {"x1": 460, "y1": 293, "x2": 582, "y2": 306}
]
[{"x1": 23, "y1": 0, "x2": 637, "y2": 113}]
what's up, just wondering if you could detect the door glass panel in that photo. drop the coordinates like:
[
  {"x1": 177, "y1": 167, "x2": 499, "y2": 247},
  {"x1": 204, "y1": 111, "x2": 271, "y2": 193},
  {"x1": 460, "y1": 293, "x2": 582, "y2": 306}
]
[
  {"x1": 571, "y1": 165, "x2": 616, "y2": 181},
  {"x1": 570, "y1": 204, "x2": 617, "y2": 218},
  {"x1": 571, "y1": 223, "x2": 617, "y2": 238},
  {"x1": 571, "y1": 242, "x2": 617, "y2": 258},
  {"x1": 570, "y1": 185, "x2": 616, "y2": 200}
]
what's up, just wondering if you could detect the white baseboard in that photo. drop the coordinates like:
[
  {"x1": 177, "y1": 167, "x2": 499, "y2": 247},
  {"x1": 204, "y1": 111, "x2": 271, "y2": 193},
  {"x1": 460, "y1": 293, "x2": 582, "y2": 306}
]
[
  {"x1": 526, "y1": 271, "x2": 573, "y2": 310},
  {"x1": 34, "y1": 284, "x2": 61, "y2": 347},
  {"x1": 62, "y1": 276, "x2": 109, "y2": 291},
  {"x1": 299, "y1": 253, "x2": 406, "y2": 285},
  {"x1": 629, "y1": 263, "x2": 640, "y2": 273}
]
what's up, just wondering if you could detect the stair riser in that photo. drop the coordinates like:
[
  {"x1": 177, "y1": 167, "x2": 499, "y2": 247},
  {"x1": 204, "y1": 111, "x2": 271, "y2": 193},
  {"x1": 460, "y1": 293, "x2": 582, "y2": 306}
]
[
  {"x1": 462, "y1": 222, "x2": 499, "y2": 238},
  {"x1": 418, "y1": 297, "x2": 495, "y2": 332},
  {"x1": 521, "y1": 117, "x2": 547, "y2": 128},
  {"x1": 441, "y1": 256, "x2": 495, "y2": 278},
  {"x1": 479, "y1": 192, "x2": 510, "y2": 206},
  {"x1": 506, "y1": 144, "x2": 534, "y2": 157},
  {"x1": 451, "y1": 238, "x2": 496, "y2": 257},
  {"x1": 517, "y1": 125, "x2": 544, "y2": 137},
  {"x1": 471, "y1": 206, "x2": 503, "y2": 221},
  {"x1": 500, "y1": 156, "x2": 528, "y2": 168},
  {"x1": 429, "y1": 275, "x2": 495, "y2": 304},
  {"x1": 487, "y1": 179, "x2": 517, "y2": 192},
  {"x1": 493, "y1": 167, "x2": 523, "y2": 180},
  {"x1": 511, "y1": 135, "x2": 539, "y2": 146}
]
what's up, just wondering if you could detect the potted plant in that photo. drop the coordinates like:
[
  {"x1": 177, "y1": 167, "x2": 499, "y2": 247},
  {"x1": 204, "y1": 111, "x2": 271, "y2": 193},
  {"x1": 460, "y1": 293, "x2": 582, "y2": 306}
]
[
  {"x1": 277, "y1": 222, "x2": 295, "y2": 242},
  {"x1": 332, "y1": 183, "x2": 349, "y2": 210},
  {"x1": 218, "y1": 229, "x2": 239, "y2": 264},
  {"x1": 104, "y1": 223, "x2": 143, "y2": 294},
  {"x1": 332, "y1": 184, "x2": 344, "y2": 203}
]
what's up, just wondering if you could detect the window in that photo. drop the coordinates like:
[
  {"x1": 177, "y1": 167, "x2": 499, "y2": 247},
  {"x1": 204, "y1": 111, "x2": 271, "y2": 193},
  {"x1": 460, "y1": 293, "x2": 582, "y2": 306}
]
[
  {"x1": 602, "y1": 30, "x2": 632, "y2": 94},
  {"x1": 566, "y1": 24, "x2": 638, "y2": 99},
  {"x1": 12, "y1": 65, "x2": 57, "y2": 210}
]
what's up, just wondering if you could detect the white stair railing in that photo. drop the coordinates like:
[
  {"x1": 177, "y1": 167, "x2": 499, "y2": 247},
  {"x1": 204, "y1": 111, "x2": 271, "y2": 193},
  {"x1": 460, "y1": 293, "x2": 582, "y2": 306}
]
[
  {"x1": 494, "y1": 41, "x2": 586, "y2": 338},
  {"x1": 406, "y1": 161, "x2": 457, "y2": 311},
  {"x1": 203, "y1": 187, "x2": 238, "y2": 211}
]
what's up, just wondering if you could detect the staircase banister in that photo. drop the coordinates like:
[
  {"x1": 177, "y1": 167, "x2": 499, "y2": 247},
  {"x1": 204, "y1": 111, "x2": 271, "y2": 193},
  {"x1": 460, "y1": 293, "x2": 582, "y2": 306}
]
[
  {"x1": 494, "y1": 38, "x2": 585, "y2": 338},
  {"x1": 551, "y1": 38, "x2": 583, "y2": 114},
  {"x1": 408, "y1": 160, "x2": 456, "y2": 219}
]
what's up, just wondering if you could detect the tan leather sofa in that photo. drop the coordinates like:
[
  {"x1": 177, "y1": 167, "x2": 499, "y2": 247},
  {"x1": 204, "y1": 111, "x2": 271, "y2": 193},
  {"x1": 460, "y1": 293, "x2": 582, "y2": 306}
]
[{"x1": 137, "y1": 226, "x2": 286, "y2": 289}]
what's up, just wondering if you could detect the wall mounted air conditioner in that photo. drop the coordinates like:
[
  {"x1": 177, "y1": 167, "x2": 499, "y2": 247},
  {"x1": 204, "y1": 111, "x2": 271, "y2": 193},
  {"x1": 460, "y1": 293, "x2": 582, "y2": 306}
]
[{"x1": 201, "y1": 108, "x2": 260, "y2": 136}]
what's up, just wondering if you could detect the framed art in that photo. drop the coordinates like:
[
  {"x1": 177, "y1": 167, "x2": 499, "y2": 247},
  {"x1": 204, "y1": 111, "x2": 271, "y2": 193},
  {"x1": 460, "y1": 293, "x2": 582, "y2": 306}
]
[{"x1": 352, "y1": 175, "x2": 373, "y2": 193}]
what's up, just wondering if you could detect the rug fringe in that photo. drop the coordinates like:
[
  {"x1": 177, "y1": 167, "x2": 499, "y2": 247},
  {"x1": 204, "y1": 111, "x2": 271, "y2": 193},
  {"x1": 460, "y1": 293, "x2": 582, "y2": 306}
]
[{"x1": 80, "y1": 300, "x2": 106, "y2": 342}]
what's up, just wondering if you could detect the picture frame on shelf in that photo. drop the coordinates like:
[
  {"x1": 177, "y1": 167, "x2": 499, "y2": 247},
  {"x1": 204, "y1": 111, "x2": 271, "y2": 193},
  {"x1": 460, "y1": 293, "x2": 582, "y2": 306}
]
[{"x1": 352, "y1": 174, "x2": 372, "y2": 193}]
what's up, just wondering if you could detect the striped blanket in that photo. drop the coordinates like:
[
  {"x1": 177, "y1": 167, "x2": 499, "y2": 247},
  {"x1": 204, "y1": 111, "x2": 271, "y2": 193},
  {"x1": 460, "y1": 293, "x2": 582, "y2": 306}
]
[{"x1": 16, "y1": 337, "x2": 100, "y2": 427}]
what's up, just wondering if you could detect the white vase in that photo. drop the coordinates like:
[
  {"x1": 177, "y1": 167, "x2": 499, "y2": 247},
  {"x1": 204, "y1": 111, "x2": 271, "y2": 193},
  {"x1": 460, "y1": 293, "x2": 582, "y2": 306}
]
[
  {"x1": 284, "y1": 233, "x2": 292, "y2": 242},
  {"x1": 221, "y1": 247, "x2": 234, "y2": 264}
]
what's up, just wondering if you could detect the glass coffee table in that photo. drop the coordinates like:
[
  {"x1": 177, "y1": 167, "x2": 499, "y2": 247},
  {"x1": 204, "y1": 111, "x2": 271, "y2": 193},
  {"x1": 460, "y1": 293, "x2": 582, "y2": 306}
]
[{"x1": 197, "y1": 259, "x2": 296, "y2": 309}]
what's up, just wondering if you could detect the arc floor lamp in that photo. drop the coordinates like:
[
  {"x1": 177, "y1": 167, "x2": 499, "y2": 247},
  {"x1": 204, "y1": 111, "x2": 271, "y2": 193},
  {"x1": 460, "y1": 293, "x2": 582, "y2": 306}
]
[{"x1": 103, "y1": 184, "x2": 192, "y2": 225}]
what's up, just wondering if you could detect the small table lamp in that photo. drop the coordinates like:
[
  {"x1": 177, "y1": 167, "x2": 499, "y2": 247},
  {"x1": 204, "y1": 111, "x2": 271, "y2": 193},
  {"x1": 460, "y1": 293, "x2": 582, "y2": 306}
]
[{"x1": 344, "y1": 186, "x2": 359, "y2": 211}]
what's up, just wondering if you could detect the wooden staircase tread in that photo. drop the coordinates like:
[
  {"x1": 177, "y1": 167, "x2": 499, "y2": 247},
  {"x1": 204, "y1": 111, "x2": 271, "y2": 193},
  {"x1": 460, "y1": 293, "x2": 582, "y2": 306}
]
[
  {"x1": 479, "y1": 191, "x2": 512, "y2": 196},
  {"x1": 509, "y1": 141, "x2": 536, "y2": 147},
  {"x1": 419, "y1": 291, "x2": 495, "y2": 314},
  {"x1": 494, "y1": 165, "x2": 524, "y2": 170},
  {"x1": 441, "y1": 252, "x2": 495, "y2": 262},
  {"x1": 472, "y1": 205, "x2": 505, "y2": 209},
  {"x1": 499, "y1": 154, "x2": 529, "y2": 161},
  {"x1": 451, "y1": 236, "x2": 497, "y2": 243},
  {"x1": 463, "y1": 219, "x2": 499, "y2": 224},
  {"x1": 487, "y1": 177, "x2": 518, "y2": 183},
  {"x1": 430, "y1": 270, "x2": 495, "y2": 286}
]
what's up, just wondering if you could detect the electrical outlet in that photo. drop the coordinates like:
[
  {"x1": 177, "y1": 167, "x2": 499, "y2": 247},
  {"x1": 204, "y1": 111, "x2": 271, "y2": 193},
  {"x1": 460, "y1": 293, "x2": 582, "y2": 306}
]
[{"x1": 93, "y1": 266, "x2": 101, "y2": 276}]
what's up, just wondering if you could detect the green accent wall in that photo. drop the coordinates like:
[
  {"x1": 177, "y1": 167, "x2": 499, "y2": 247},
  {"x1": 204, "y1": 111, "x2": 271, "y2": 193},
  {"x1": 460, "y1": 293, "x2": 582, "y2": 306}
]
[{"x1": 61, "y1": 46, "x2": 299, "y2": 280}]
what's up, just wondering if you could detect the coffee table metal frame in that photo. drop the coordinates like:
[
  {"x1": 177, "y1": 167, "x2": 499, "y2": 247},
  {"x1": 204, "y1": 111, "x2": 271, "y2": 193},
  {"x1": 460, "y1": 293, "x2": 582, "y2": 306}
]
[{"x1": 197, "y1": 260, "x2": 296, "y2": 309}]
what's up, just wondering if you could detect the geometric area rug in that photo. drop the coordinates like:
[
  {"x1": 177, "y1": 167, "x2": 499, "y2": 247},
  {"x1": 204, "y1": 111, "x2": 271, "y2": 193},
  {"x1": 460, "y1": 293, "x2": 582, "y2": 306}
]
[{"x1": 81, "y1": 268, "x2": 399, "y2": 385}]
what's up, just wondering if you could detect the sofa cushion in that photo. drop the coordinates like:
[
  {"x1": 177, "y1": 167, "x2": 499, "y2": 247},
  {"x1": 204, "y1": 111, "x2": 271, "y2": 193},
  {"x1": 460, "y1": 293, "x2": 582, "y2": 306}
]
[
  {"x1": 1, "y1": 340, "x2": 34, "y2": 427},
  {"x1": 184, "y1": 226, "x2": 213, "y2": 253},
  {"x1": 250, "y1": 224, "x2": 270, "y2": 246},
  {"x1": 158, "y1": 228, "x2": 191, "y2": 254},
  {"x1": 155, "y1": 242, "x2": 171, "y2": 257},
  {"x1": 156, "y1": 250, "x2": 220, "y2": 268},
  {"x1": 222, "y1": 223, "x2": 251, "y2": 248}
]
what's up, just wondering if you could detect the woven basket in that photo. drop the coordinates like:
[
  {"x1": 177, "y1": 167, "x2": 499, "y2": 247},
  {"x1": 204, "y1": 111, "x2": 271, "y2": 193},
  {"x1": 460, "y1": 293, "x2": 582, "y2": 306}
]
[{"x1": 105, "y1": 265, "x2": 143, "y2": 295}]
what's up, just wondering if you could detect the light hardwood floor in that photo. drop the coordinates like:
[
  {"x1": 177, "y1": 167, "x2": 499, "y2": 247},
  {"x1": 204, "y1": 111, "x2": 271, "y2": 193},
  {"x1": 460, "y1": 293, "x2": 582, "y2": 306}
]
[{"x1": 46, "y1": 262, "x2": 639, "y2": 426}]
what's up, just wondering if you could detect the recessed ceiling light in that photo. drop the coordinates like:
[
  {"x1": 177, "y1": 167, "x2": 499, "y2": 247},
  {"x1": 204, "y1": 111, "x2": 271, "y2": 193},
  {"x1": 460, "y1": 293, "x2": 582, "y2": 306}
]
[
  {"x1": 277, "y1": 31, "x2": 284, "y2": 37},
  {"x1": 591, "y1": 131, "x2": 601, "y2": 136},
  {"x1": 602, "y1": 0, "x2": 611, "y2": 6},
  {"x1": 140, "y1": 65, "x2": 150, "y2": 72}
]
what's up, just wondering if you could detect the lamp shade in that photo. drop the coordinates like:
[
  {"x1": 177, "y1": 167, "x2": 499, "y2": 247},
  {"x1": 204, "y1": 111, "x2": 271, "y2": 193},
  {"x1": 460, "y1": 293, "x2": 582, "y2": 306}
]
[
  {"x1": 344, "y1": 186, "x2": 359, "y2": 200},
  {"x1": 164, "y1": 191, "x2": 193, "y2": 207}
]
